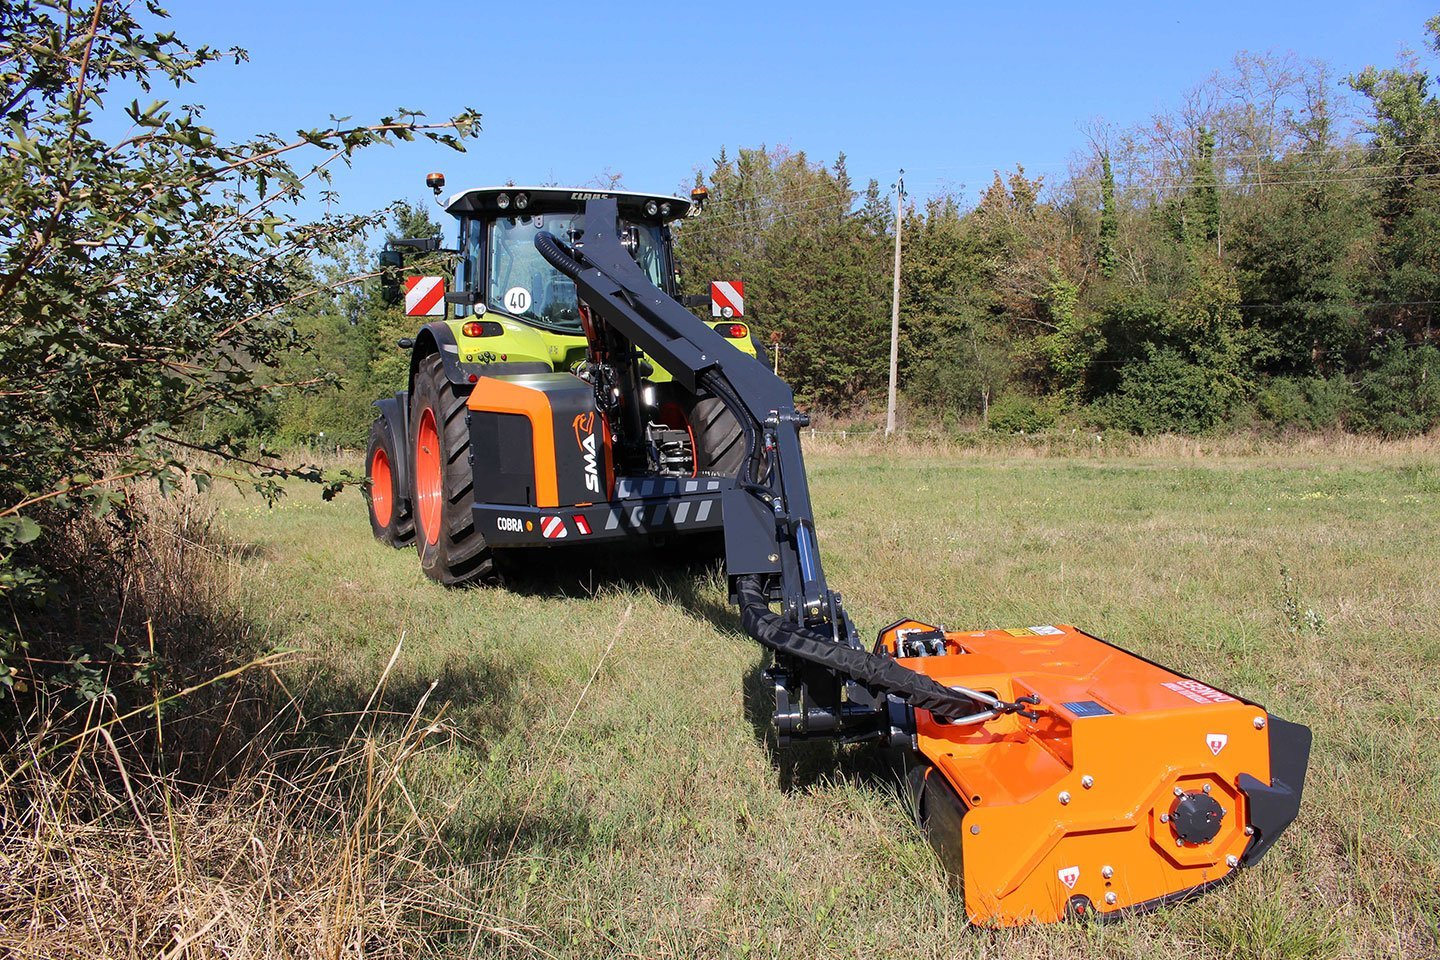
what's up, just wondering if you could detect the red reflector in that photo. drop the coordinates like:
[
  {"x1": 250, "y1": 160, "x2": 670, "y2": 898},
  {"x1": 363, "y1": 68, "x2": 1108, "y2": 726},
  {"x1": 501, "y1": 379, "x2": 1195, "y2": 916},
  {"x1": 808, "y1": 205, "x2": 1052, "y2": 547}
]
[
  {"x1": 727, "y1": 323, "x2": 747, "y2": 338},
  {"x1": 573, "y1": 515, "x2": 592, "y2": 535},
  {"x1": 467, "y1": 373, "x2": 478, "y2": 383}
]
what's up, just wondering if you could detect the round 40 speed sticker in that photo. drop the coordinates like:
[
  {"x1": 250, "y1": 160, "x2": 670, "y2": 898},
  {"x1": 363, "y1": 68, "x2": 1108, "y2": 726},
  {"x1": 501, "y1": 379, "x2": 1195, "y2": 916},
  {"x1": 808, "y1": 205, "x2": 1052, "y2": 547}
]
[{"x1": 503, "y1": 286, "x2": 531, "y2": 313}]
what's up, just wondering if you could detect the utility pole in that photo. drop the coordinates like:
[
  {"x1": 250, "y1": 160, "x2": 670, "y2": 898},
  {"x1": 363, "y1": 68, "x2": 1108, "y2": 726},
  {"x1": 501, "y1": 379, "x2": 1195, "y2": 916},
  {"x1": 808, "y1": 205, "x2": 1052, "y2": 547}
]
[{"x1": 885, "y1": 169, "x2": 905, "y2": 436}]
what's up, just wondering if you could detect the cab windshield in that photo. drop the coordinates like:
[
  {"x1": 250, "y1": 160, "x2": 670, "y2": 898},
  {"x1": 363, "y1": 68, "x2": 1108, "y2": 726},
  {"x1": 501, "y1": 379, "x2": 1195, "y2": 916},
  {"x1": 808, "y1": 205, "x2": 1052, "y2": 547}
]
[{"x1": 487, "y1": 214, "x2": 670, "y2": 333}]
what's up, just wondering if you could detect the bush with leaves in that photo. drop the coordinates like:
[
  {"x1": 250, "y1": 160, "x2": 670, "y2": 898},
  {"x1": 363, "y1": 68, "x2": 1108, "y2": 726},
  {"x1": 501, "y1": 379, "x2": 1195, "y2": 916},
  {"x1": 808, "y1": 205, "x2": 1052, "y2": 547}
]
[
  {"x1": 1256, "y1": 376, "x2": 1355, "y2": 431},
  {"x1": 987, "y1": 394, "x2": 1059, "y2": 434},
  {"x1": 1090, "y1": 347, "x2": 1231, "y2": 435},
  {"x1": 0, "y1": 0, "x2": 478, "y2": 693},
  {"x1": 1353, "y1": 340, "x2": 1440, "y2": 437}
]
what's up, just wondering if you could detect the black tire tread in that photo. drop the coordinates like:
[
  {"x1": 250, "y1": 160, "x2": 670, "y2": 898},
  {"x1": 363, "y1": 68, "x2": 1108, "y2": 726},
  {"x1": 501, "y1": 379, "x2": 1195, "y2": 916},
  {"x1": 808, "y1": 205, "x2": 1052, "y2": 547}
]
[
  {"x1": 690, "y1": 394, "x2": 745, "y2": 477},
  {"x1": 365, "y1": 417, "x2": 414, "y2": 548},
  {"x1": 412, "y1": 353, "x2": 496, "y2": 584}
]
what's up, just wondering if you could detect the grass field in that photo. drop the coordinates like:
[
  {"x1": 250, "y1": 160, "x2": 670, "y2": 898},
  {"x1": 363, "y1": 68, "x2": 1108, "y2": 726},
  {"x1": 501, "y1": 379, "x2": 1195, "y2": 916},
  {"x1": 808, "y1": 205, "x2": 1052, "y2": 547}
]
[{"x1": 218, "y1": 440, "x2": 1440, "y2": 959}]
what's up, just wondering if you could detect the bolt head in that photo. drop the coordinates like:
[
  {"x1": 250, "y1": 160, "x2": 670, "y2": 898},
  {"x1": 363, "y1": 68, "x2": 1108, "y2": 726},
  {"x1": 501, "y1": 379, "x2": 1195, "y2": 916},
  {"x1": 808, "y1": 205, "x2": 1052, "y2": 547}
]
[
  {"x1": 1202, "y1": 783, "x2": 1212, "y2": 794},
  {"x1": 1254, "y1": 716, "x2": 1267, "y2": 730},
  {"x1": 1081, "y1": 775, "x2": 1095, "y2": 789},
  {"x1": 1058, "y1": 791, "x2": 1071, "y2": 805},
  {"x1": 970, "y1": 824, "x2": 981, "y2": 835},
  {"x1": 1244, "y1": 826, "x2": 1255, "y2": 836},
  {"x1": 1104, "y1": 892, "x2": 1117, "y2": 905},
  {"x1": 1160, "y1": 813, "x2": 1170, "y2": 823},
  {"x1": 1176, "y1": 838, "x2": 1186, "y2": 848},
  {"x1": 1174, "y1": 786, "x2": 1185, "y2": 797},
  {"x1": 1226, "y1": 855, "x2": 1239, "y2": 868},
  {"x1": 1101, "y1": 865, "x2": 1114, "y2": 879}
]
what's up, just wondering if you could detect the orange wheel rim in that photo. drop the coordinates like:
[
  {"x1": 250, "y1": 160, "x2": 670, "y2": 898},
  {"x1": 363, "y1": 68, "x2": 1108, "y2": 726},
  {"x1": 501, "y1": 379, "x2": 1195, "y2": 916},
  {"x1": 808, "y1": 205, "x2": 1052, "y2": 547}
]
[
  {"x1": 415, "y1": 407, "x2": 442, "y2": 546},
  {"x1": 371, "y1": 446, "x2": 394, "y2": 527}
]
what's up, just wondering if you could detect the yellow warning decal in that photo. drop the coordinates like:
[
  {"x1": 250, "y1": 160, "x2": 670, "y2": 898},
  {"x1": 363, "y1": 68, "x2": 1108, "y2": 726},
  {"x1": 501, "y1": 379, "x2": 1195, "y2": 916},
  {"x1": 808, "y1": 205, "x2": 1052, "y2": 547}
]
[{"x1": 1003, "y1": 627, "x2": 1036, "y2": 637}]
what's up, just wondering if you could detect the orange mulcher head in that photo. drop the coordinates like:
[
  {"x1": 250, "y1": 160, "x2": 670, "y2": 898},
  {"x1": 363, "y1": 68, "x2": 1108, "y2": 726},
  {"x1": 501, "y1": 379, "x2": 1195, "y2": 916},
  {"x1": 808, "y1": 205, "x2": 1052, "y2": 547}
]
[{"x1": 878, "y1": 620, "x2": 1311, "y2": 926}]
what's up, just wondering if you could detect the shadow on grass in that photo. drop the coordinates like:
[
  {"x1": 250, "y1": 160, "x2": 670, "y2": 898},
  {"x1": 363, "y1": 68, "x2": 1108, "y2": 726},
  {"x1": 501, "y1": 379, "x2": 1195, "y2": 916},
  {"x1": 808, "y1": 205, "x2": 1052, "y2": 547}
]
[
  {"x1": 441, "y1": 801, "x2": 596, "y2": 863},
  {"x1": 739, "y1": 654, "x2": 911, "y2": 794},
  {"x1": 493, "y1": 534, "x2": 908, "y2": 794}
]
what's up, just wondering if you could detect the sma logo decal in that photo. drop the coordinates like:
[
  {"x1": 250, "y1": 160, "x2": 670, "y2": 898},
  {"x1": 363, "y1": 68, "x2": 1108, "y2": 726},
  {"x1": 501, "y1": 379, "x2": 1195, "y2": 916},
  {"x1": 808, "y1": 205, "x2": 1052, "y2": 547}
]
[{"x1": 572, "y1": 412, "x2": 601, "y2": 494}]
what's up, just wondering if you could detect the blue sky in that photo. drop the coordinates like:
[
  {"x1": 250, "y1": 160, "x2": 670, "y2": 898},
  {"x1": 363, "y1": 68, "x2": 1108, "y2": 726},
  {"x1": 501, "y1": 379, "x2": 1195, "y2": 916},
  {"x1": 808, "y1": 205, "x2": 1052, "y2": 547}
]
[{"x1": 163, "y1": 0, "x2": 1434, "y2": 227}]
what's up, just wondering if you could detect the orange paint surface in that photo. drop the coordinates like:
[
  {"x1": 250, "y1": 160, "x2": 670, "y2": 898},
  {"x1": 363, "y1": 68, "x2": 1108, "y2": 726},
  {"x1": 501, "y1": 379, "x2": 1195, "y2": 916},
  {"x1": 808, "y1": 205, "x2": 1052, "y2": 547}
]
[
  {"x1": 467, "y1": 377, "x2": 559, "y2": 507},
  {"x1": 881, "y1": 621, "x2": 1272, "y2": 926}
]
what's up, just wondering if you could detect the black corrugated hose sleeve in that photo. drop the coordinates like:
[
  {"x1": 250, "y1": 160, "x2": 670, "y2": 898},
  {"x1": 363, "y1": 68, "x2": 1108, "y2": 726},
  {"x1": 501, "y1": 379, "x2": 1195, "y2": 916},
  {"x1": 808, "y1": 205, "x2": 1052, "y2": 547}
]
[
  {"x1": 698, "y1": 370, "x2": 763, "y2": 485},
  {"x1": 535, "y1": 230, "x2": 576, "y2": 272},
  {"x1": 734, "y1": 575, "x2": 982, "y2": 720}
]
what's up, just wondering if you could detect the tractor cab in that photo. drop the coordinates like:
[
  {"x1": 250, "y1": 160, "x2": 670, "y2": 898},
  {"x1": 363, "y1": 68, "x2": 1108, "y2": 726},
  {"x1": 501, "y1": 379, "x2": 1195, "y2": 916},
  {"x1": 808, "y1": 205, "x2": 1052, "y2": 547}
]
[
  {"x1": 442, "y1": 187, "x2": 691, "y2": 332},
  {"x1": 379, "y1": 181, "x2": 754, "y2": 385}
]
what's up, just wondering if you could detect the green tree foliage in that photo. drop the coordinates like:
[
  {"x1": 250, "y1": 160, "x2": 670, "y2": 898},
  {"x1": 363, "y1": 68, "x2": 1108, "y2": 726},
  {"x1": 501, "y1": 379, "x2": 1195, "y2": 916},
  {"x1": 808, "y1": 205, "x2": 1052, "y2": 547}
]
[
  {"x1": 675, "y1": 147, "x2": 888, "y2": 409},
  {"x1": 266, "y1": 200, "x2": 446, "y2": 448},
  {"x1": 257, "y1": 17, "x2": 1440, "y2": 442},
  {"x1": 1098, "y1": 151, "x2": 1118, "y2": 279},
  {"x1": 1190, "y1": 127, "x2": 1221, "y2": 245},
  {"x1": 0, "y1": 0, "x2": 477, "y2": 610},
  {"x1": 1229, "y1": 148, "x2": 1368, "y2": 373},
  {"x1": 1353, "y1": 339, "x2": 1440, "y2": 436},
  {"x1": 1348, "y1": 16, "x2": 1440, "y2": 349}
]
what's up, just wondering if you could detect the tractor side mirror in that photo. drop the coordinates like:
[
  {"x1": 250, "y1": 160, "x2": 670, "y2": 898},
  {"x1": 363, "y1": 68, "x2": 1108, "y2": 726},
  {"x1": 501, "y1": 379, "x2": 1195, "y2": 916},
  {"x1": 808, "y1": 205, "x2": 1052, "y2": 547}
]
[{"x1": 378, "y1": 249, "x2": 404, "y2": 306}]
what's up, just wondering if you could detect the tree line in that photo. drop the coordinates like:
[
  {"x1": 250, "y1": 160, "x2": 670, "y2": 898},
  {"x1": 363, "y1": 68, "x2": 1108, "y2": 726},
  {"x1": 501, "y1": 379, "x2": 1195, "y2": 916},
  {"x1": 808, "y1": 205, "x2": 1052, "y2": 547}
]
[
  {"x1": 674, "y1": 23, "x2": 1440, "y2": 436},
  {"x1": 203, "y1": 17, "x2": 1440, "y2": 450}
]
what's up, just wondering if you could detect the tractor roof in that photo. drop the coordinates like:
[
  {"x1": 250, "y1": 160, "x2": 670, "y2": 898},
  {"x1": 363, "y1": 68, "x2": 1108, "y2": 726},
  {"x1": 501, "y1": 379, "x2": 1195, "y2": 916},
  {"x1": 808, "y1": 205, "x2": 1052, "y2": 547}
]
[{"x1": 442, "y1": 186, "x2": 691, "y2": 222}]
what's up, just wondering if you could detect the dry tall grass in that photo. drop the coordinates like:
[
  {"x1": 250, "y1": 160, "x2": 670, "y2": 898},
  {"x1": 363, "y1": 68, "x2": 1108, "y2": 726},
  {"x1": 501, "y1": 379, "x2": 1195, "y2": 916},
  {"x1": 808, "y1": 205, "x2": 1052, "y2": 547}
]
[
  {"x1": 801, "y1": 426, "x2": 1440, "y2": 462},
  {"x1": 0, "y1": 486, "x2": 533, "y2": 959}
]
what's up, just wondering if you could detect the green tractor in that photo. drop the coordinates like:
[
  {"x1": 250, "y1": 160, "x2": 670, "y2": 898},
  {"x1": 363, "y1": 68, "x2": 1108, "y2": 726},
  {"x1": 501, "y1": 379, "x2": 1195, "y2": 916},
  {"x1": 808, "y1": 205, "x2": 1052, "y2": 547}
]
[{"x1": 367, "y1": 178, "x2": 761, "y2": 565}]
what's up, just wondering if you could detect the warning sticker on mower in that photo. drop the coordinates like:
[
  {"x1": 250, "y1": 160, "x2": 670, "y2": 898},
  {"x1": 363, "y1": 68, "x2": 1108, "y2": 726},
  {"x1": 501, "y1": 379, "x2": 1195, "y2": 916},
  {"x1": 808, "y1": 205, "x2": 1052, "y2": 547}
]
[
  {"x1": 1003, "y1": 627, "x2": 1036, "y2": 637},
  {"x1": 1162, "y1": 679, "x2": 1236, "y2": 705},
  {"x1": 1207, "y1": 732, "x2": 1229, "y2": 755},
  {"x1": 1064, "y1": 700, "x2": 1113, "y2": 718},
  {"x1": 1029, "y1": 624, "x2": 1065, "y2": 635},
  {"x1": 540, "y1": 516, "x2": 568, "y2": 540},
  {"x1": 1058, "y1": 865, "x2": 1080, "y2": 889}
]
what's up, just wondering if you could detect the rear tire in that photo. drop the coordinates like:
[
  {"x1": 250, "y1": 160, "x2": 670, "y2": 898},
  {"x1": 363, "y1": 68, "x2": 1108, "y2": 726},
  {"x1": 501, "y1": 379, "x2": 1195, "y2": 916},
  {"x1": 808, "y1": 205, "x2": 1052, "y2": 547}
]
[
  {"x1": 411, "y1": 353, "x2": 496, "y2": 584},
  {"x1": 366, "y1": 417, "x2": 414, "y2": 547},
  {"x1": 689, "y1": 391, "x2": 748, "y2": 478}
]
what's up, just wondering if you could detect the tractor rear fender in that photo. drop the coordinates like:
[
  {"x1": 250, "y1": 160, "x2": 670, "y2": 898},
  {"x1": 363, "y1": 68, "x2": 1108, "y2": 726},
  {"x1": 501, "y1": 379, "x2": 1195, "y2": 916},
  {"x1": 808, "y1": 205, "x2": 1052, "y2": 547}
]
[
  {"x1": 372, "y1": 393, "x2": 411, "y2": 509},
  {"x1": 410, "y1": 322, "x2": 555, "y2": 391},
  {"x1": 409, "y1": 322, "x2": 470, "y2": 389}
]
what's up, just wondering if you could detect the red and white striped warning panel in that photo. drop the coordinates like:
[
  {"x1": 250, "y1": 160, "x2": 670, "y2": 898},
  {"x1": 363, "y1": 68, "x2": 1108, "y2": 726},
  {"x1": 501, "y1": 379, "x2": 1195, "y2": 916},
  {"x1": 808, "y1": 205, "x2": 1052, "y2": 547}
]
[
  {"x1": 539, "y1": 515, "x2": 568, "y2": 540},
  {"x1": 405, "y1": 276, "x2": 446, "y2": 317},
  {"x1": 573, "y1": 515, "x2": 592, "y2": 536},
  {"x1": 710, "y1": 280, "x2": 744, "y2": 318}
]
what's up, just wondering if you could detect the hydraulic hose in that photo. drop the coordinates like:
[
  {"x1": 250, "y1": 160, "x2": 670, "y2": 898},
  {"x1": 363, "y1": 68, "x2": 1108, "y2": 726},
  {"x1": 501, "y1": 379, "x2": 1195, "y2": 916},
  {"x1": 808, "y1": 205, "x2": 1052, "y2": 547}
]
[
  {"x1": 734, "y1": 575, "x2": 997, "y2": 721},
  {"x1": 698, "y1": 369, "x2": 765, "y2": 487},
  {"x1": 534, "y1": 229, "x2": 580, "y2": 275}
]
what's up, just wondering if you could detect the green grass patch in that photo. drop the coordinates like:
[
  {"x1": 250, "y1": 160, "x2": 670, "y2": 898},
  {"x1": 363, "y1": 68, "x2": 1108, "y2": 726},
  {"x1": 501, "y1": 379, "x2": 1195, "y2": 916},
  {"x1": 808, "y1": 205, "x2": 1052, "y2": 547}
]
[{"x1": 220, "y1": 446, "x2": 1440, "y2": 958}]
